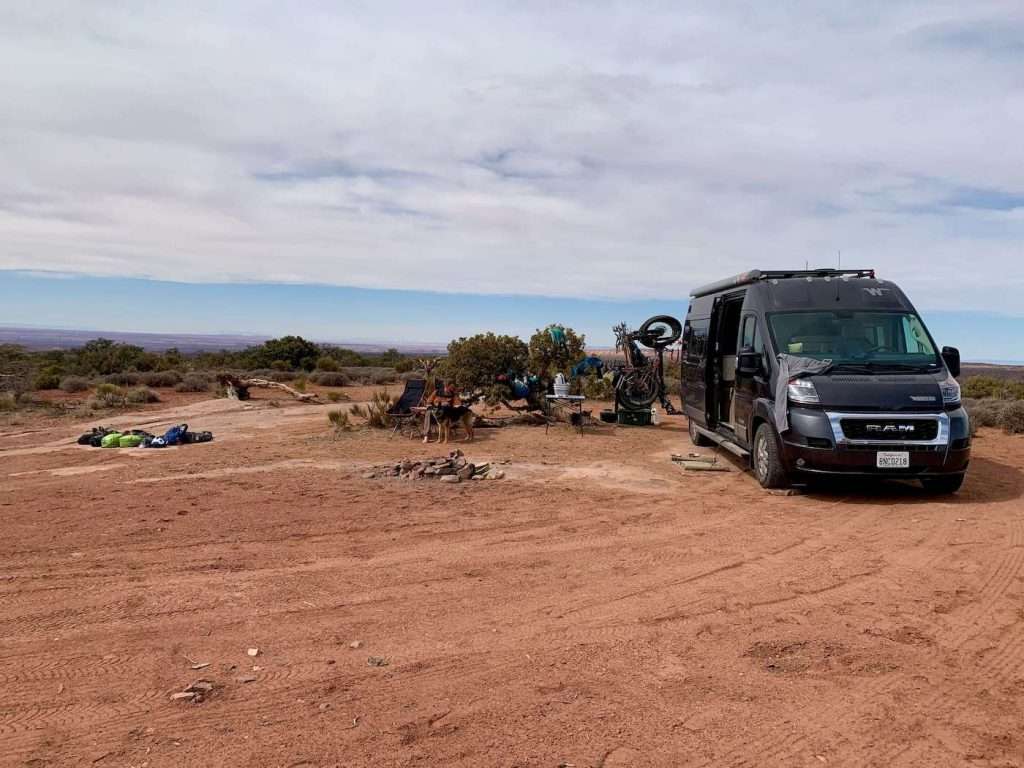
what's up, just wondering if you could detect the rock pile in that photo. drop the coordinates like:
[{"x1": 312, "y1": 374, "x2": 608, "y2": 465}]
[{"x1": 362, "y1": 449, "x2": 506, "y2": 483}]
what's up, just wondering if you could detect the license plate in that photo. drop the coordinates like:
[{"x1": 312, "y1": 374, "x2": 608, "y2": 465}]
[{"x1": 876, "y1": 451, "x2": 909, "y2": 469}]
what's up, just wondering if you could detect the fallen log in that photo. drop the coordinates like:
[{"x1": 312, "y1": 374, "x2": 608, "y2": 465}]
[{"x1": 218, "y1": 374, "x2": 320, "y2": 403}]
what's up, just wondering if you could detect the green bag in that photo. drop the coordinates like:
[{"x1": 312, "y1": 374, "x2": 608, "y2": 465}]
[
  {"x1": 100, "y1": 432, "x2": 123, "y2": 448},
  {"x1": 119, "y1": 434, "x2": 144, "y2": 448}
]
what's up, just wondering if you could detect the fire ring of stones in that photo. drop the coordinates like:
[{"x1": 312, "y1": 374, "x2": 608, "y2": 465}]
[{"x1": 361, "y1": 450, "x2": 506, "y2": 483}]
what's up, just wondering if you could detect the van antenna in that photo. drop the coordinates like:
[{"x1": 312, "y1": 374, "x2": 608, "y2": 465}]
[{"x1": 837, "y1": 249, "x2": 841, "y2": 269}]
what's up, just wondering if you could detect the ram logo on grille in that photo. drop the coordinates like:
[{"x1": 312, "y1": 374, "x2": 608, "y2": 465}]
[{"x1": 865, "y1": 424, "x2": 915, "y2": 433}]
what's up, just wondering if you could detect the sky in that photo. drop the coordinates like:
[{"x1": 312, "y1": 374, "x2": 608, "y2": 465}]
[{"x1": 1, "y1": 3, "x2": 1022, "y2": 357}]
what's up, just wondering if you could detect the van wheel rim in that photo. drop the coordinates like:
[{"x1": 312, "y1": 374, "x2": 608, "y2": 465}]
[{"x1": 756, "y1": 434, "x2": 769, "y2": 480}]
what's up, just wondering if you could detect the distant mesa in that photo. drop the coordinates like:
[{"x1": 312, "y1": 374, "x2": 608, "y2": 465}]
[{"x1": 0, "y1": 326, "x2": 446, "y2": 354}]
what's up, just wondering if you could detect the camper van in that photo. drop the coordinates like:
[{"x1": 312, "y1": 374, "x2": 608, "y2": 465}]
[{"x1": 681, "y1": 269, "x2": 970, "y2": 493}]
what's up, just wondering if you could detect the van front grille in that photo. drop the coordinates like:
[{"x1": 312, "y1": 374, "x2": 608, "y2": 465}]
[{"x1": 839, "y1": 418, "x2": 939, "y2": 441}]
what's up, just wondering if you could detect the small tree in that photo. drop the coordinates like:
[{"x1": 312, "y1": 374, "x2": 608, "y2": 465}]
[
  {"x1": 528, "y1": 325, "x2": 586, "y2": 381},
  {"x1": 443, "y1": 333, "x2": 528, "y2": 391}
]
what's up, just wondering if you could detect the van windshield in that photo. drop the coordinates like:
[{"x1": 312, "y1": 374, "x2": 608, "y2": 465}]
[{"x1": 768, "y1": 311, "x2": 940, "y2": 370}]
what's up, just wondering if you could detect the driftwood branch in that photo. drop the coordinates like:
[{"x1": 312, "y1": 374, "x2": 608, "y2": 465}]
[{"x1": 218, "y1": 374, "x2": 320, "y2": 403}]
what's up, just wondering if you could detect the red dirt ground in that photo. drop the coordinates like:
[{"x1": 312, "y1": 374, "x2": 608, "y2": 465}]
[{"x1": 1, "y1": 390, "x2": 1023, "y2": 767}]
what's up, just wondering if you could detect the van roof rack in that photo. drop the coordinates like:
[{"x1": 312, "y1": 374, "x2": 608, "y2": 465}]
[{"x1": 690, "y1": 268, "x2": 876, "y2": 298}]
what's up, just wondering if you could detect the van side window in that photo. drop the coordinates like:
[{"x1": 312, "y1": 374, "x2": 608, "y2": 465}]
[
  {"x1": 740, "y1": 315, "x2": 762, "y2": 353},
  {"x1": 685, "y1": 319, "x2": 709, "y2": 360}
]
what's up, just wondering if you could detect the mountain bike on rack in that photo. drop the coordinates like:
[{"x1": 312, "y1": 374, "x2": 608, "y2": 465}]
[{"x1": 613, "y1": 315, "x2": 682, "y2": 414}]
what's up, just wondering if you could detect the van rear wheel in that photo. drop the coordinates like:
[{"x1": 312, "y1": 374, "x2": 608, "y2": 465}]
[
  {"x1": 753, "y1": 423, "x2": 789, "y2": 489},
  {"x1": 688, "y1": 418, "x2": 712, "y2": 447}
]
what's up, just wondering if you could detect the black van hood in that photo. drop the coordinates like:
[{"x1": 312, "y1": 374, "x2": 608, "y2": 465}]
[{"x1": 810, "y1": 373, "x2": 944, "y2": 411}]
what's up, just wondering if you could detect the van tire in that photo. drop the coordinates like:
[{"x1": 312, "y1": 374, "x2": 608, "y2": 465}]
[
  {"x1": 753, "y1": 422, "x2": 788, "y2": 489},
  {"x1": 688, "y1": 418, "x2": 712, "y2": 446},
  {"x1": 921, "y1": 474, "x2": 964, "y2": 494}
]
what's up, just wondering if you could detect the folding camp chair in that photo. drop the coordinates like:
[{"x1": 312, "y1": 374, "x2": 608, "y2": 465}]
[{"x1": 388, "y1": 378, "x2": 427, "y2": 438}]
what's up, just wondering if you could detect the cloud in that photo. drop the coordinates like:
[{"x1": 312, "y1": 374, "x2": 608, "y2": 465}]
[{"x1": 1, "y1": 1, "x2": 1023, "y2": 313}]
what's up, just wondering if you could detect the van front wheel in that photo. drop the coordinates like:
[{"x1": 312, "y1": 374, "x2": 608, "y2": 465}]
[{"x1": 753, "y1": 423, "x2": 789, "y2": 489}]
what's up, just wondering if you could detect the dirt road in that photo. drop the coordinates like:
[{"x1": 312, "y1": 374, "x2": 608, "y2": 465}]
[{"x1": 2, "y1": 394, "x2": 1022, "y2": 767}]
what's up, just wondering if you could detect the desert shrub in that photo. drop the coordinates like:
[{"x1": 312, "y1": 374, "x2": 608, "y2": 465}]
[
  {"x1": 0, "y1": 392, "x2": 16, "y2": 412},
  {"x1": 528, "y1": 324, "x2": 586, "y2": 380},
  {"x1": 60, "y1": 376, "x2": 91, "y2": 393},
  {"x1": 139, "y1": 370, "x2": 182, "y2": 387},
  {"x1": 581, "y1": 373, "x2": 615, "y2": 400},
  {"x1": 443, "y1": 333, "x2": 528, "y2": 391},
  {"x1": 126, "y1": 386, "x2": 161, "y2": 404},
  {"x1": 311, "y1": 371, "x2": 349, "y2": 387},
  {"x1": 102, "y1": 371, "x2": 140, "y2": 386},
  {"x1": 999, "y1": 401, "x2": 1024, "y2": 434},
  {"x1": 293, "y1": 376, "x2": 307, "y2": 393},
  {"x1": 33, "y1": 372, "x2": 61, "y2": 390},
  {"x1": 327, "y1": 391, "x2": 349, "y2": 403},
  {"x1": 327, "y1": 409, "x2": 352, "y2": 430},
  {"x1": 266, "y1": 370, "x2": 297, "y2": 382},
  {"x1": 175, "y1": 373, "x2": 210, "y2": 392},
  {"x1": 369, "y1": 369, "x2": 397, "y2": 385},
  {"x1": 965, "y1": 398, "x2": 1006, "y2": 430},
  {"x1": 89, "y1": 383, "x2": 126, "y2": 409},
  {"x1": 316, "y1": 356, "x2": 339, "y2": 372},
  {"x1": 348, "y1": 403, "x2": 367, "y2": 418},
  {"x1": 962, "y1": 376, "x2": 1024, "y2": 400},
  {"x1": 395, "y1": 358, "x2": 415, "y2": 374},
  {"x1": 365, "y1": 390, "x2": 393, "y2": 428}
]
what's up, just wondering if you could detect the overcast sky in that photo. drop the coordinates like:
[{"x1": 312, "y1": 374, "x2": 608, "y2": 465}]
[{"x1": 1, "y1": 2, "x2": 1023, "y2": 313}]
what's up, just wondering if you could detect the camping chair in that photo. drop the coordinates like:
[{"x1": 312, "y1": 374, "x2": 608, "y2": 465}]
[{"x1": 388, "y1": 378, "x2": 427, "y2": 438}]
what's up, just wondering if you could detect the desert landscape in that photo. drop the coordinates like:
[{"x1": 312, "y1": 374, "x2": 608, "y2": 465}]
[{"x1": 3, "y1": 381, "x2": 1023, "y2": 767}]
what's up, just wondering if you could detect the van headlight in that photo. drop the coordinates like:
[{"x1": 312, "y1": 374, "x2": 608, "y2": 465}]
[
  {"x1": 787, "y1": 378, "x2": 820, "y2": 404},
  {"x1": 939, "y1": 373, "x2": 961, "y2": 405}
]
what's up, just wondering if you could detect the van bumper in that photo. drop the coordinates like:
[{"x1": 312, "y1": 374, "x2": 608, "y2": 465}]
[{"x1": 780, "y1": 406, "x2": 971, "y2": 478}]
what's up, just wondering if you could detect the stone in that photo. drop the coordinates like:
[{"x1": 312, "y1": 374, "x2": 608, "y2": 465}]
[
  {"x1": 440, "y1": 475, "x2": 461, "y2": 484},
  {"x1": 457, "y1": 463, "x2": 475, "y2": 480}
]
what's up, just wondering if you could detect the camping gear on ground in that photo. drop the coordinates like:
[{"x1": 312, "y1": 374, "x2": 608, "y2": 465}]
[
  {"x1": 100, "y1": 432, "x2": 124, "y2": 448},
  {"x1": 600, "y1": 409, "x2": 618, "y2": 423},
  {"x1": 387, "y1": 378, "x2": 428, "y2": 438},
  {"x1": 183, "y1": 430, "x2": 213, "y2": 443},
  {"x1": 571, "y1": 356, "x2": 606, "y2": 379},
  {"x1": 617, "y1": 409, "x2": 652, "y2": 427},
  {"x1": 77, "y1": 426, "x2": 118, "y2": 446},
  {"x1": 162, "y1": 424, "x2": 188, "y2": 445},
  {"x1": 119, "y1": 434, "x2": 145, "y2": 448},
  {"x1": 553, "y1": 373, "x2": 570, "y2": 398},
  {"x1": 651, "y1": 406, "x2": 659, "y2": 425},
  {"x1": 545, "y1": 393, "x2": 588, "y2": 435}
]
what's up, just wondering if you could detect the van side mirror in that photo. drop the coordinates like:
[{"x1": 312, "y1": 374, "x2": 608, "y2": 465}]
[
  {"x1": 738, "y1": 348, "x2": 762, "y2": 375},
  {"x1": 941, "y1": 346, "x2": 961, "y2": 378}
]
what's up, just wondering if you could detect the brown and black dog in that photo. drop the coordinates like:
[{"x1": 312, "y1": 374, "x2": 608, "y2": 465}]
[{"x1": 435, "y1": 404, "x2": 475, "y2": 443}]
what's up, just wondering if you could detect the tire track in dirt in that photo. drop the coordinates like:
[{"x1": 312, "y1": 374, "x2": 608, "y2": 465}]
[{"x1": 689, "y1": 500, "x2": 965, "y2": 767}]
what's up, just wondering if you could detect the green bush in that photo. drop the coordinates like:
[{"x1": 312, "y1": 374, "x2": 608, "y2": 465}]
[
  {"x1": 0, "y1": 392, "x2": 16, "y2": 412},
  {"x1": 443, "y1": 332, "x2": 528, "y2": 391},
  {"x1": 581, "y1": 373, "x2": 615, "y2": 400},
  {"x1": 175, "y1": 373, "x2": 210, "y2": 392},
  {"x1": 327, "y1": 391, "x2": 348, "y2": 403},
  {"x1": 365, "y1": 390, "x2": 393, "y2": 428},
  {"x1": 311, "y1": 371, "x2": 349, "y2": 387},
  {"x1": 529, "y1": 324, "x2": 586, "y2": 380},
  {"x1": 327, "y1": 409, "x2": 352, "y2": 430},
  {"x1": 139, "y1": 370, "x2": 182, "y2": 387},
  {"x1": 293, "y1": 376, "x2": 307, "y2": 393},
  {"x1": 316, "y1": 356, "x2": 339, "y2": 372},
  {"x1": 964, "y1": 398, "x2": 1005, "y2": 430},
  {"x1": 103, "y1": 372, "x2": 141, "y2": 386},
  {"x1": 962, "y1": 376, "x2": 1024, "y2": 400},
  {"x1": 348, "y1": 403, "x2": 367, "y2": 418},
  {"x1": 33, "y1": 372, "x2": 62, "y2": 390},
  {"x1": 126, "y1": 386, "x2": 161, "y2": 404},
  {"x1": 89, "y1": 383, "x2": 126, "y2": 409},
  {"x1": 60, "y1": 376, "x2": 91, "y2": 393},
  {"x1": 1000, "y1": 401, "x2": 1024, "y2": 434}
]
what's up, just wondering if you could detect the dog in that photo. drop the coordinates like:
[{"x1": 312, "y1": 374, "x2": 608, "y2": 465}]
[{"x1": 434, "y1": 404, "x2": 475, "y2": 444}]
